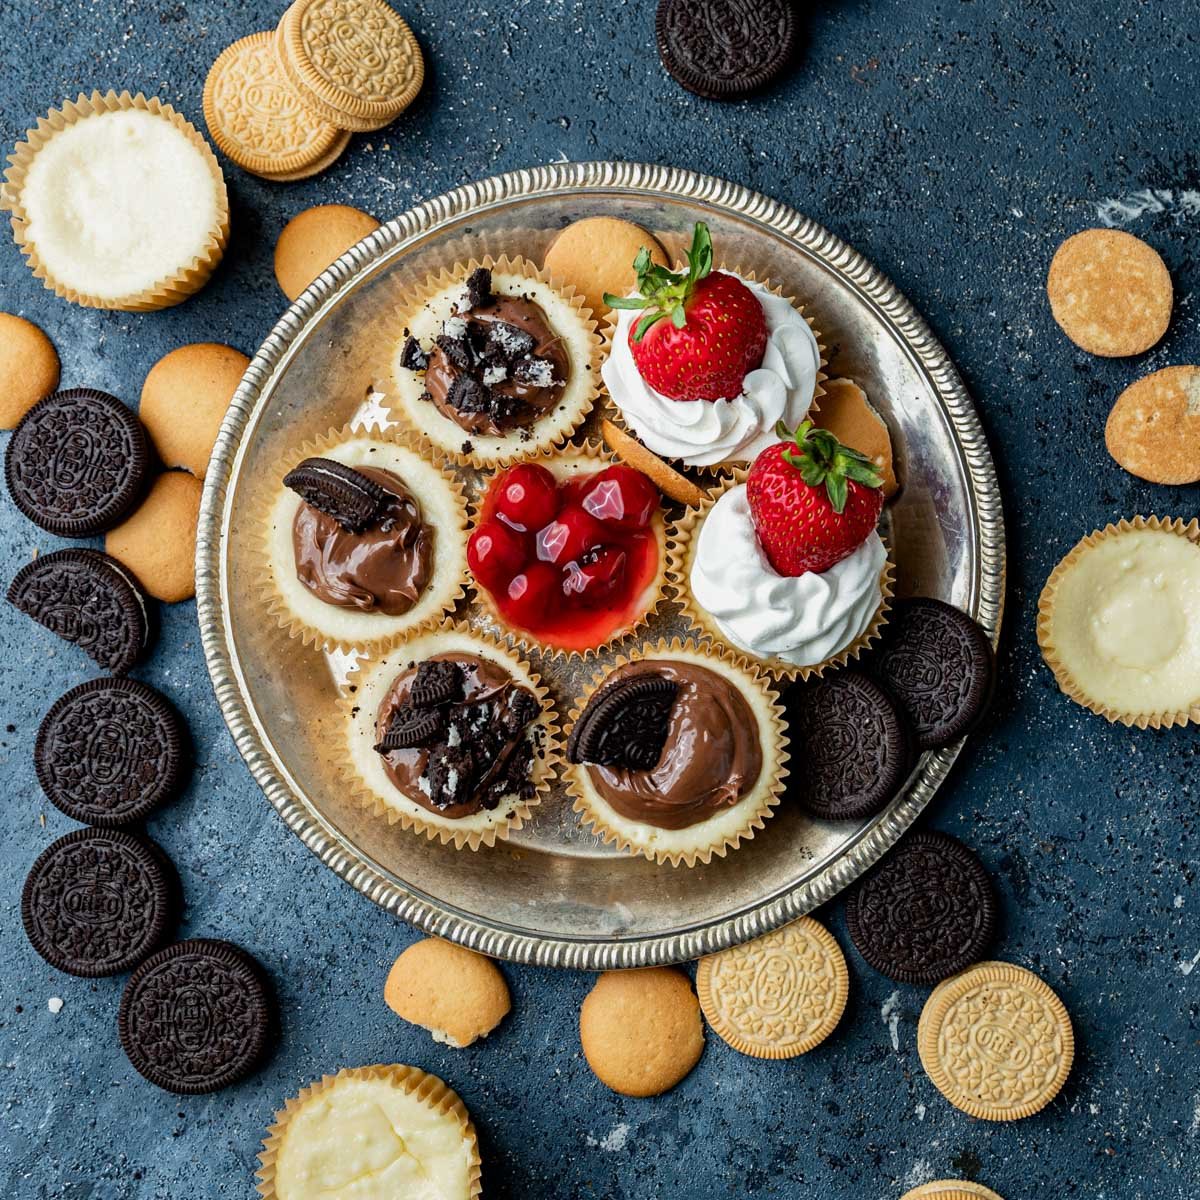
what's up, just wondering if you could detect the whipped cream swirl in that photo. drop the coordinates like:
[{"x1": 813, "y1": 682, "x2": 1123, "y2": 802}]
[
  {"x1": 690, "y1": 485, "x2": 886, "y2": 667},
  {"x1": 602, "y1": 277, "x2": 821, "y2": 468}
]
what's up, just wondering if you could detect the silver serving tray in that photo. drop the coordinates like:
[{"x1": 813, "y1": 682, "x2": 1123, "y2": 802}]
[{"x1": 196, "y1": 162, "x2": 1005, "y2": 969}]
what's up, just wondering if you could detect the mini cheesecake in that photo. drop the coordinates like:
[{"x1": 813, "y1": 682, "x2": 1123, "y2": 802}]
[
  {"x1": 565, "y1": 642, "x2": 787, "y2": 865},
  {"x1": 390, "y1": 261, "x2": 599, "y2": 465}
]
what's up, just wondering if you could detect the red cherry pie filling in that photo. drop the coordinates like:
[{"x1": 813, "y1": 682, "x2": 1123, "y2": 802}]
[{"x1": 469, "y1": 456, "x2": 666, "y2": 652}]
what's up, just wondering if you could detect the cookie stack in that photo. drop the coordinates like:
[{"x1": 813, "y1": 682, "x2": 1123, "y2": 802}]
[{"x1": 203, "y1": 0, "x2": 424, "y2": 182}]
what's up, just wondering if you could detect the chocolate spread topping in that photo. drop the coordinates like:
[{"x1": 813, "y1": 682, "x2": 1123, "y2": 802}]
[
  {"x1": 374, "y1": 653, "x2": 539, "y2": 819},
  {"x1": 586, "y1": 660, "x2": 762, "y2": 830},
  {"x1": 292, "y1": 466, "x2": 432, "y2": 617},
  {"x1": 421, "y1": 293, "x2": 570, "y2": 437}
]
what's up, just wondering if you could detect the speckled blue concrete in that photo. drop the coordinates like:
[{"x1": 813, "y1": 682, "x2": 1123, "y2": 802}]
[{"x1": 2, "y1": 2, "x2": 1199, "y2": 1197}]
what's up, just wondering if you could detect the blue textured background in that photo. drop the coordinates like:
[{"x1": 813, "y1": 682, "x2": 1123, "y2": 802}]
[{"x1": 2, "y1": 1, "x2": 1199, "y2": 1197}]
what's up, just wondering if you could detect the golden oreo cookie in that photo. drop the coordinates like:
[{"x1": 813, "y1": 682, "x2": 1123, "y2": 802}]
[
  {"x1": 696, "y1": 916, "x2": 848, "y2": 1059},
  {"x1": 1105, "y1": 365, "x2": 1200, "y2": 485},
  {"x1": 274, "y1": 204, "x2": 380, "y2": 300},
  {"x1": 204, "y1": 33, "x2": 350, "y2": 181},
  {"x1": 1047, "y1": 229, "x2": 1172, "y2": 357},
  {"x1": 0, "y1": 313, "x2": 59, "y2": 429},
  {"x1": 917, "y1": 961, "x2": 1073, "y2": 1121},
  {"x1": 901, "y1": 1183, "x2": 1006, "y2": 1200},
  {"x1": 580, "y1": 968, "x2": 703, "y2": 1096},
  {"x1": 276, "y1": 0, "x2": 424, "y2": 133}
]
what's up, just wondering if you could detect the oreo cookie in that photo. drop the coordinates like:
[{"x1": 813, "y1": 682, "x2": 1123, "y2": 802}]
[
  {"x1": 375, "y1": 708, "x2": 445, "y2": 752},
  {"x1": 873, "y1": 598, "x2": 995, "y2": 750},
  {"x1": 283, "y1": 457, "x2": 387, "y2": 532},
  {"x1": 21, "y1": 829, "x2": 177, "y2": 977},
  {"x1": 409, "y1": 659, "x2": 463, "y2": 708},
  {"x1": 118, "y1": 939, "x2": 273, "y2": 1094},
  {"x1": 463, "y1": 266, "x2": 494, "y2": 309},
  {"x1": 5, "y1": 388, "x2": 149, "y2": 537},
  {"x1": 35, "y1": 679, "x2": 188, "y2": 827},
  {"x1": 656, "y1": 0, "x2": 796, "y2": 101},
  {"x1": 8, "y1": 548, "x2": 150, "y2": 674},
  {"x1": 786, "y1": 671, "x2": 914, "y2": 821},
  {"x1": 567, "y1": 673, "x2": 678, "y2": 771},
  {"x1": 846, "y1": 831, "x2": 998, "y2": 985}
]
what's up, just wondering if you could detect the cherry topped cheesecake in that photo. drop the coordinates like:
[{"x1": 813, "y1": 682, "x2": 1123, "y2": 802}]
[{"x1": 467, "y1": 454, "x2": 668, "y2": 654}]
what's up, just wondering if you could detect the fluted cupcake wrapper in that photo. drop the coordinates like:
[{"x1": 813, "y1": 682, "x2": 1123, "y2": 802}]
[
  {"x1": 465, "y1": 441, "x2": 673, "y2": 665},
  {"x1": 1037, "y1": 514, "x2": 1200, "y2": 729},
  {"x1": 2, "y1": 91, "x2": 229, "y2": 311},
  {"x1": 375, "y1": 254, "x2": 602, "y2": 468},
  {"x1": 338, "y1": 623, "x2": 561, "y2": 850},
  {"x1": 253, "y1": 424, "x2": 470, "y2": 655},
  {"x1": 667, "y1": 470, "x2": 893, "y2": 681},
  {"x1": 562, "y1": 637, "x2": 788, "y2": 867},
  {"x1": 256, "y1": 1063, "x2": 482, "y2": 1200}
]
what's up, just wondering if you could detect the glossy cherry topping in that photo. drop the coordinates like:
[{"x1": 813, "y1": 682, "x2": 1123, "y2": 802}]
[{"x1": 470, "y1": 462, "x2": 662, "y2": 650}]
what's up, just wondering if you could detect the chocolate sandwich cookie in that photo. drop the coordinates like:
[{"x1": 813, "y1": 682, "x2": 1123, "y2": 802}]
[
  {"x1": 35, "y1": 679, "x2": 188, "y2": 827},
  {"x1": 872, "y1": 598, "x2": 995, "y2": 750},
  {"x1": 786, "y1": 671, "x2": 914, "y2": 821},
  {"x1": 656, "y1": 0, "x2": 797, "y2": 100},
  {"x1": 846, "y1": 831, "x2": 997, "y2": 985},
  {"x1": 118, "y1": 939, "x2": 273, "y2": 1094},
  {"x1": 8, "y1": 548, "x2": 150, "y2": 673},
  {"x1": 5, "y1": 388, "x2": 149, "y2": 537},
  {"x1": 22, "y1": 829, "x2": 177, "y2": 977},
  {"x1": 283, "y1": 456, "x2": 389, "y2": 532},
  {"x1": 567, "y1": 672, "x2": 678, "y2": 771}
]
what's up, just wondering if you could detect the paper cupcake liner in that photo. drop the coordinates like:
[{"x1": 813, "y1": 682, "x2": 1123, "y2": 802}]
[
  {"x1": 2, "y1": 91, "x2": 230, "y2": 311},
  {"x1": 465, "y1": 442, "x2": 672, "y2": 664},
  {"x1": 599, "y1": 267, "x2": 827, "y2": 476},
  {"x1": 253, "y1": 424, "x2": 470, "y2": 655},
  {"x1": 256, "y1": 1063, "x2": 482, "y2": 1200},
  {"x1": 377, "y1": 255, "x2": 602, "y2": 467},
  {"x1": 339, "y1": 623, "x2": 561, "y2": 850},
  {"x1": 563, "y1": 638, "x2": 787, "y2": 867},
  {"x1": 667, "y1": 471, "x2": 893, "y2": 681},
  {"x1": 274, "y1": 3, "x2": 425, "y2": 134},
  {"x1": 1037, "y1": 514, "x2": 1200, "y2": 729}
]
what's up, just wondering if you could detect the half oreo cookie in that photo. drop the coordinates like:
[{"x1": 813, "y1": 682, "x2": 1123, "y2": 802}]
[
  {"x1": 35, "y1": 679, "x2": 188, "y2": 827},
  {"x1": 567, "y1": 672, "x2": 678, "y2": 771},
  {"x1": 785, "y1": 671, "x2": 914, "y2": 821},
  {"x1": 845, "y1": 830, "x2": 998, "y2": 985},
  {"x1": 21, "y1": 829, "x2": 177, "y2": 977},
  {"x1": 5, "y1": 388, "x2": 149, "y2": 537},
  {"x1": 283, "y1": 457, "x2": 388, "y2": 531},
  {"x1": 8, "y1": 548, "x2": 151, "y2": 674},
  {"x1": 872, "y1": 598, "x2": 995, "y2": 750},
  {"x1": 656, "y1": 0, "x2": 797, "y2": 100},
  {"x1": 118, "y1": 939, "x2": 273, "y2": 1094}
]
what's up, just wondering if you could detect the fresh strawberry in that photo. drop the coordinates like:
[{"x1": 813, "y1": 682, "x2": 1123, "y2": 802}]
[
  {"x1": 604, "y1": 222, "x2": 767, "y2": 401},
  {"x1": 746, "y1": 421, "x2": 884, "y2": 576}
]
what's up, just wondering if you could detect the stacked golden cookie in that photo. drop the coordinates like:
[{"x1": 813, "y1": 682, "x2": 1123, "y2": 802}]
[{"x1": 203, "y1": 0, "x2": 424, "y2": 182}]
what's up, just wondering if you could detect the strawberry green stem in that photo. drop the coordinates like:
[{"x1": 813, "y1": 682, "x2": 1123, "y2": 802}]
[
  {"x1": 603, "y1": 222, "x2": 714, "y2": 341},
  {"x1": 775, "y1": 419, "x2": 883, "y2": 514}
]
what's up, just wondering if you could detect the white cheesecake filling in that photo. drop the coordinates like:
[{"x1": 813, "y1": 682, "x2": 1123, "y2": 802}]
[
  {"x1": 21, "y1": 110, "x2": 219, "y2": 300},
  {"x1": 690, "y1": 484, "x2": 885, "y2": 667},
  {"x1": 602, "y1": 277, "x2": 820, "y2": 467}
]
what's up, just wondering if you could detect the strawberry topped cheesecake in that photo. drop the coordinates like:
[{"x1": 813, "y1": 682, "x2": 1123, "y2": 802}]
[
  {"x1": 678, "y1": 420, "x2": 891, "y2": 675},
  {"x1": 602, "y1": 223, "x2": 822, "y2": 468}
]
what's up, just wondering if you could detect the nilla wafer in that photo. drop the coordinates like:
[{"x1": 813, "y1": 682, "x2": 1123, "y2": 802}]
[
  {"x1": 580, "y1": 968, "x2": 703, "y2": 1096},
  {"x1": 544, "y1": 217, "x2": 668, "y2": 319},
  {"x1": 105, "y1": 471, "x2": 203, "y2": 603},
  {"x1": 813, "y1": 377, "x2": 898, "y2": 497},
  {"x1": 600, "y1": 418, "x2": 708, "y2": 506},
  {"x1": 1048, "y1": 228, "x2": 1172, "y2": 357},
  {"x1": 274, "y1": 204, "x2": 380, "y2": 300},
  {"x1": 384, "y1": 938, "x2": 511, "y2": 1048},
  {"x1": 0, "y1": 313, "x2": 59, "y2": 429},
  {"x1": 1105, "y1": 365, "x2": 1200, "y2": 485}
]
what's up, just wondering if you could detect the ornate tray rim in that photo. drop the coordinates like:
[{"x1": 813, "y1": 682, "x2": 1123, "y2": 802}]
[{"x1": 196, "y1": 161, "x2": 1006, "y2": 969}]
